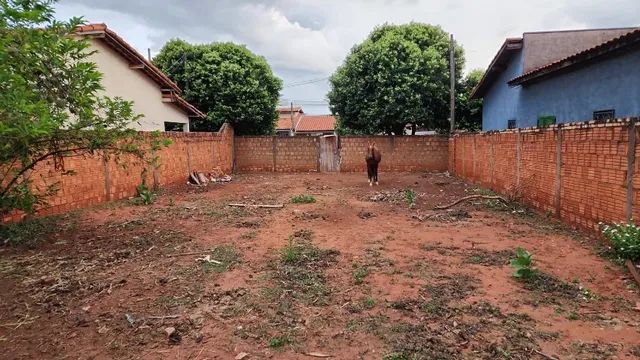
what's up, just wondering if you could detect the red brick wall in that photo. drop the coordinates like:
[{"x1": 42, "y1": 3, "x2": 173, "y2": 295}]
[
  {"x1": 450, "y1": 119, "x2": 639, "y2": 230},
  {"x1": 339, "y1": 136, "x2": 449, "y2": 172},
  {"x1": 3, "y1": 124, "x2": 233, "y2": 222},
  {"x1": 234, "y1": 135, "x2": 449, "y2": 173},
  {"x1": 235, "y1": 136, "x2": 319, "y2": 172}
]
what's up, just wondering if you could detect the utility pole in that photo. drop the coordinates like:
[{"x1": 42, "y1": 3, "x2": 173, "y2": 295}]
[
  {"x1": 290, "y1": 101, "x2": 295, "y2": 136},
  {"x1": 147, "y1": 48, "x2": 151, "y2": 61},
  {"x1": 449, "y1": 34, "x2": 456, "y2": 133}
]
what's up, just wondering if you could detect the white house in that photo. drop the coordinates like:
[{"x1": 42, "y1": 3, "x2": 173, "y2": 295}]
[{"x1": 76, "y1": 23, "x2": 205, "y2": 132}]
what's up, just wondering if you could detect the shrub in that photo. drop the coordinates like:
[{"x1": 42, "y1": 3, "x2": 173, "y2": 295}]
[
  {"x1": 403, "y1": 188, "x2": 416, "y2": 207},
  {"x1": 510, "y1": 247, "x2": 535, "y2": 279},
  {"x1": 601, "y1": 222, "x2": 640, "y2": 261},
  {"x1": 290, "y1": 194, "x2": 316, "y2": 204}
]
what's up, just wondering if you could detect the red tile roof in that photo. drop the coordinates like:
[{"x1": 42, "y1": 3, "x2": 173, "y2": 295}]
[
  {"x1": 509, "y1": 27, "x2": 640, "y2": 86},
  {"x1": 76, "y1": 23, "x2": 205, "y2": 118},
  {"x1": 276, "y1": 112, "x2": 302, "y2": 130},
  {"x1": 295, "y1": 115, "x2": 336, "y2": 132}
]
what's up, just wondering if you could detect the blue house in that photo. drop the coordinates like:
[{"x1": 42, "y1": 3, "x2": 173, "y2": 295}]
[{"x1": 471, "y1": 27, "x2": 640, "y2": 131}]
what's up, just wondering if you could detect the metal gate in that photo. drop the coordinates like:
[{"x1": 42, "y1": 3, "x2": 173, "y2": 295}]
[{"x1": 319, "y1": 135, "x2": 340, "y2": 172}]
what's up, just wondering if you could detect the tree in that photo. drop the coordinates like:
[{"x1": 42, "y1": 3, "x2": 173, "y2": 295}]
[
  {"x1": 328, "y1": 23, "x2": 464, "y2": 135},
  {"x1": 0, "y1": 0, "x2": 144, "y2": 215},
  {"x1": 456, "y1": 69, "x2": 484, "y2": 132},
  {"x1": 154, "y1": 40, "x2": 282, "y2": 135}
]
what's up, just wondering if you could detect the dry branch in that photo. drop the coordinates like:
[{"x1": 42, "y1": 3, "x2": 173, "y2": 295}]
[
  {"x1": 434, "y1": 195, "x2": 508, "y2": 210},
  {"x1": 625, "y1": 260, "x2": 640, "y2": 289},
  {"x1": 533, "y1": 349, "x2": 559, "y2": 360},
  {"x1": 228, "y1": 203, "x2": 284, "y2": 208}
]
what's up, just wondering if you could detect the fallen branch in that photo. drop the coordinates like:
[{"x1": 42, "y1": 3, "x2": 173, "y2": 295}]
[
  {"x1": 146, "y1": 315, "x2": 180, "y2": 320},
  {"x1": 228, "y1": 203, "x2": 284, "y2": 209},
  {"x1": 434, "y1": 195, "x2": 508, "y2": 210},
  {"x1": 305, "y1": 352, "x2": 332, "y2": 358},
  {"x1": 625, "y1": 260, "x2": 640, "y2": 289},
  {"x1": 166, "y1": 251, "x2": 209, "y2": 257},
  {"x1": 533, "y1": 349, "x2": 559, "y2": 360}
]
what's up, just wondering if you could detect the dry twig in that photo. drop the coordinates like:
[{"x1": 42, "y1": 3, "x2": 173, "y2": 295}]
[{"x1": 434, "y1": 195, "x2": 507, "y2": 210}]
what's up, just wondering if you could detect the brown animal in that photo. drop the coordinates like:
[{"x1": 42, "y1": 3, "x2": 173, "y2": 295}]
[{"x1": 365, "y1": 143, "x2": 382, "y2": 186}]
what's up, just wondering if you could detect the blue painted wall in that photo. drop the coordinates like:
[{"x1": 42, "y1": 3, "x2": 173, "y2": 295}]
[
  {"x1": 482, "y1": 50, "x2": 523, "y2": 130},
  {"x1": 482, "y1": 48, "x2": 640, "y2": 130}
]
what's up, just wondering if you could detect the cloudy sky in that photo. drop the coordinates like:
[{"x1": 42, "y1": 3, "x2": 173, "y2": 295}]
[{"x1": 54, "y1": 0, "x2": 639, "y2": 114}]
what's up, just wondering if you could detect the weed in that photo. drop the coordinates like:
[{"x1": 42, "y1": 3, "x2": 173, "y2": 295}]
[
  {"x1": 131, "y1": 183, "x2": 155, "y2": 205},
  {"x1": 200, "y1": 245, "x2": 241, "y2": 273},
  {"x1": 566, "y1": 311, "x2": 579, "y2": 320},
  {"x1": 0, "y1": 214, "x2": 76, "y2": 246},
  {"x1": 601, "y1": 222, "x2": 640, "y2": 261},
  {"x1": 510, "y1": 247, "x2": 535, "y2": 279},
  {"x1": 269, "y1": 336, "x2": 290, "y2": 349},
  {"x1": 465, "y1": 249, "x2": 515, "y2": 266},
  {"x1": 270, "y1": 230, "x2": 339, "y2": 305},
  {"x1": 352, "y1": 266, "x2": 369, "y2": 285},
  {"x1": 403, "y1": 188, "x2": 416, "y2": 207},
  {"x1": 291, "y1": 194, "x2": 316, "y2": 204},
  {"x1": 168, "y1": 197, "x2": 175, "y2": 206},
  {"x1": 363, "y1": 296, "x2": 376, "y2": 309}
]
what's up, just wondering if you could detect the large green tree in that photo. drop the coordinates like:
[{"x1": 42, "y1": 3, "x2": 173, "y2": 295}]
[
  {"x1": 0, "y1": 0, "x2": 144, "y2": 215},
  {"x1": 456, "y1": 69, "x2": 484, "y2": 132},
  {"x1": 153, "y1": 40, "x2": 282, "y2": 135},
  {"x1": 328, "y1": 23, "x2": 464, "y2": 135}
]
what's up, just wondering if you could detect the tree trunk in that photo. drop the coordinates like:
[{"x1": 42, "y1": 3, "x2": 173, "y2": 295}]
[{"x1": 411, "y1": 123, "x2": 416, "y2": 135}]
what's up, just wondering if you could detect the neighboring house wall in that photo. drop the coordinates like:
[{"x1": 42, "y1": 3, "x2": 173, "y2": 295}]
[
  {"x1": 518, "y1": 49, "x2": 640, "y2": 127},
  {"x1": 482, "y1": 48, "x2": 640, "y2": 130},
  {"x1": 88, "y1": 39, "x2": 190, "y2": 132},
  {"x1": 482, "y1": 50, "x2": 523, "y2": 130}
]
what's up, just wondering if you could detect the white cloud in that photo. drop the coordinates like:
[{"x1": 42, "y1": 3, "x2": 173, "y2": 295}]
[{"x1": 54, "y1": 0, "x2": 639, "y2": 113}]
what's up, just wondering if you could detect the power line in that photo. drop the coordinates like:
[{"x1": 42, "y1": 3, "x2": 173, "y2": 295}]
[{"x1": 282, "y1": 76, "x2": 330, "y2": 88}]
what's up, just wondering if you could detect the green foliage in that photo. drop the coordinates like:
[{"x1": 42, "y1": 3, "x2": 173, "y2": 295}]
[
  {"x1": 290, "y1": 194, "x2": 316, "y2": 204},
  {"x1": 328, "y1": 23, "x2": 465, "y2": 135},
  {"x1": 601, "y1": 222, "x2": 640, "y2": 261},
  {"x1": 153, "y1": 39, "x2": 282, "y2": 135},
  {"x1": 352, "y1": 266, "x2": 369, "y2": 285},
  {"x1": 510, "y1": 247, "x2": 536, "y2": 279},
  {"x1": 456, "y1": 69, "x2": 484, "y2": 132},
  {"x1": 0, "y1": 0, "x2": 144, "y2": 215},
  {"x1": 403, "y1": 188, "x2": 416, "y2": 206},
  {"x1": 131, "y1": 183, "x2": 155, "y2": 205},
  {"x1": 269, "y1": 336, "x2": 289, "y2": 349},
  {"x1": 200, "y1": 245, "x2": 240, "y2": 273},
  {"x1": 0, "y1": 213, "x2": 74, "y2": 246}
]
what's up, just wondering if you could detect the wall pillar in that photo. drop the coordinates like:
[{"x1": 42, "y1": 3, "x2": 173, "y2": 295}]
[
  {"x1": 554, "y1": 126, "x2": 563, "y2": 217},
  {"x1": 626, "y1": 118, "x2": 637, "y2": 222}
]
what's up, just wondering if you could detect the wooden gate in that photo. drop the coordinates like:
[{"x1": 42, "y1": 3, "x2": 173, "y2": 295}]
[{"x1": 319, "y1": 135, "x2": 340, "y2": 172}]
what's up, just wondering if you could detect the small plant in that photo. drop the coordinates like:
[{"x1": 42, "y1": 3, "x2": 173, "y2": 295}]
[
  {"x1": 132, "y1": 183, "x2": 155, "y2": 205},
  {"x1": 601, "y1": 222, "x2": 640, "y2": 261},
  {"x1": 281, "y1": 237, "x2": 301, "y2": 264},
  {"x1": 353, "y1": 266, "x2": 369, "y2": 285},
  {"x1": 403, "y1": 188, "x2": 416, "y2": 207},
  {"x1": 510, "y1": 247, "x2": 536, "y2": 279},
  {"x1": 291, "y1": 194, "x2": 316, "y2": 204},
  {"x1": 363, "y1": 296, "x2": 376, "y2": 309},
  {"x1": 269, "y1": 336, "x2": 289, "y2": 349}
]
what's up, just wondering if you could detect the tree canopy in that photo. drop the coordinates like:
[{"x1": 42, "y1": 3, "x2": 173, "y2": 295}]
[
  {"x1": 456, "y1": 69, "x2": 484, "y2": 132},
  {"x1": 0, "y1": 0, "x2": 144, "y2": 215},
  {"x1": 328, "y1": 23, "x2": 465, "y2": 135},
  {"x1": 153, "y1": 40, "x2": 282, "y2": 135}
]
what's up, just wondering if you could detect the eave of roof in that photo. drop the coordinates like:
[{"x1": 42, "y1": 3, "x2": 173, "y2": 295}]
[
  {"x1": 76, "y1": 23, "x2": 205, "y2": 118},
  {"x1": 508, "y1": 28, "x2": 640, "y2": 86},
  {"x1": 470, "y1": 38, "x2": 522, "y2": 99}
]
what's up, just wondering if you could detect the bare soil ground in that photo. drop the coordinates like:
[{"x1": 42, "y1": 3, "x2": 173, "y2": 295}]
[{"x1": 1, "y1": 172, "x2": 639, "y2": 360}]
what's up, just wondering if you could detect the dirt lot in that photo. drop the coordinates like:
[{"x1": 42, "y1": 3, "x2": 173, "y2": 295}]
[{"x1": 1, "y1": 172, "x2": 639, "y2": 359}]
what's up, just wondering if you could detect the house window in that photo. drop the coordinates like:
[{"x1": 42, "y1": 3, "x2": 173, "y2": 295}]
[
  {"x1": 507, "y1": 119, "x2": 516, "y2": 129},
  {"x1": 593, "y1": 109, "x2": 615, "y2": 120},
  {"x1": 164, "y1": 122, "x2": 185, "y2": 132},
  {"x1": 537, "y1": 115, "x2": 556, "y2": 128}
]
